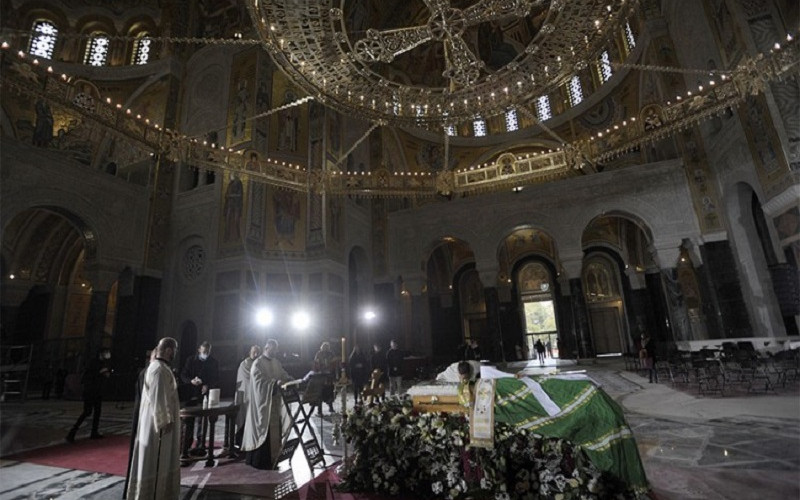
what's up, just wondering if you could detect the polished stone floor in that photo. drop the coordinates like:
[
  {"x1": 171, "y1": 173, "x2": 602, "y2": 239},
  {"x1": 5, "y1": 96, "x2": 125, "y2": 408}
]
[{"x1": 0, "y1": 357, "x2": 798, "y2": 499}]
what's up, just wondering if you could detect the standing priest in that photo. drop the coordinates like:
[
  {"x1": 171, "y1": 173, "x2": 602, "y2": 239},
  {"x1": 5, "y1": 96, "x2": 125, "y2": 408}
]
[
  {"x1": 126, "y1": 337, "x2": 181, "y2": 500},
  {"x1": 241, "y1": 338, "x2": 294, "y2": 469},
  {"x1": 235, "y1": 344, "x2": 262, "y2": 447}
]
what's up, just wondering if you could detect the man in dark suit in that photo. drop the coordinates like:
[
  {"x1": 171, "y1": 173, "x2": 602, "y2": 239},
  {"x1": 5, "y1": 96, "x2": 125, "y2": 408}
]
[
  {"x1": 180, "y1": 341, "x2": 219, "y2": 454},
  {"x1": 66, "y1": 348, "x2": 112, "y2": 442}
]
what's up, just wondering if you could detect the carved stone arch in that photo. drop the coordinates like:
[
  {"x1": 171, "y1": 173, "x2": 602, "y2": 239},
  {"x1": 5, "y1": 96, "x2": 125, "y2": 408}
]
[
  {"x1": 121, "y1": 14, "x2": 160, "y2": 37},
  {"x1": 496, "y1": 225, "x2": 560, "y2": 288},
  {"x1": 17, "y1": 6, "x2": 70, "y2": 35},
  {"x1": 74, "y1": 15, "x2": 119, "y2": 37},
  {"x1": 583, "y1": 210, "x2": 658, "y2": 271}
]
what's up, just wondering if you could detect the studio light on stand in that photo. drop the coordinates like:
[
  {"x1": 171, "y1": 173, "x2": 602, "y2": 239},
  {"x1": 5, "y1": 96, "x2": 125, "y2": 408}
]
[{"x1": 254, "y1": 307, "x2": 273, "y2": 328}]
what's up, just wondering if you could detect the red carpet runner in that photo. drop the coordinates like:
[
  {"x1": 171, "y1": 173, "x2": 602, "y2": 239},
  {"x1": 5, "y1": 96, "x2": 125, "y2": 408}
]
[
  {"x1": 6, "y1": 434, "x2": 131, "y2": 477},
  {"x1": 7, "y1": 438, "x2": 411, "y2": 499}
]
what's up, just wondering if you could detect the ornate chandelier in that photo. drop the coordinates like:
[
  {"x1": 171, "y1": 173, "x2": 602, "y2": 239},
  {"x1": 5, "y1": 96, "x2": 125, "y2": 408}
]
[{"x1": 248, "y1": 0, "x2": 634, "y2": 130}]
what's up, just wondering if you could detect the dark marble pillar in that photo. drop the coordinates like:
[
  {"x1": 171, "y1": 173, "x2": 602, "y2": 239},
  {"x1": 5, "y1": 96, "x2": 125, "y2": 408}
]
[
  {"x1": 83, "y1": 289, "x2": 109, "y2": 358},
  {"x1": 483, "y1": 287, "x2": 506, "y2": 362},
  {"x1": 569, "y1": 278, "x2": 593, "y2": 358},
  {"x1": 644, "y1": 271, "x2": 674, "y2": 345},
  {"x1": 699, "y1": 241, "x2": 752, "y2": 338}
]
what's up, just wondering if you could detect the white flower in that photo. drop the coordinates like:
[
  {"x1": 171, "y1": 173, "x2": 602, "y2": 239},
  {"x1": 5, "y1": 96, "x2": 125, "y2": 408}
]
[{"x1": 432, "y1": 481, "x2": 443, "y2": 494}]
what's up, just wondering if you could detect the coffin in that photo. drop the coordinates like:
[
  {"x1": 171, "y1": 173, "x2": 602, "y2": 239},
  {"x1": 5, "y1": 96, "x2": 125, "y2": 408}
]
[{"x1": 406, "y1": 382, "x2": 463, "y2": 414}]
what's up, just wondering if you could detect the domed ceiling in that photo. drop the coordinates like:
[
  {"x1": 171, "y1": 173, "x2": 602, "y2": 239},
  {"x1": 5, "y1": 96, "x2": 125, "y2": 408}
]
[{"x1": 248, "y1": 0, "x2": 633, "y2": 130}]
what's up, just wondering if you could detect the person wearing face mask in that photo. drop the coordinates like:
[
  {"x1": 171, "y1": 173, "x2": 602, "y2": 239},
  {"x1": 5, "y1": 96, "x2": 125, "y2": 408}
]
[
  {"x1": 180, "y1": 341, "x2": 219, "y2": 455},
  {"x1": 66, "y1": 347, "x2": 112, "y2": 442}
]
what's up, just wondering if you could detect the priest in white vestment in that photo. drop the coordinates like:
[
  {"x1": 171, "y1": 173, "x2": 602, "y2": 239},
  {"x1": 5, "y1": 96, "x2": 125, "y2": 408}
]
[
  {"x1": 241, "y1": 338, "x2": 293, "y2": 469},
  {"x1": 235, "y1": 344, "x2": 262, "y2": 446},
  {"x1": 126, "y1": 337, "x2": 181, "y2": 500}
]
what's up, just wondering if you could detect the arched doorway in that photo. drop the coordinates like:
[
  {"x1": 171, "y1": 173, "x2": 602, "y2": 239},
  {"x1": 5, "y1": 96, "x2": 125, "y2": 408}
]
[
  {"x1": 581, "y1": 213, "x2": 659, "y2": 355},
  {"x1": 583, "y1": 253, "x2": 625, "y2": 354},
  {"x1": 424, "y1": 238, "x2": 476, "y2": 363},
  {"x1": 516, "y1": 261, "x2": 560, "y2": 359},
  {"x1": 1, "y1": 208, "x2": 95, "y2": 379}
]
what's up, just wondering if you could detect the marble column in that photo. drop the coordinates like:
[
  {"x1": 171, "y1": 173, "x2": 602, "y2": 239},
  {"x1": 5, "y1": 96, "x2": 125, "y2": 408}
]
[
  {"x1": 568, "y1": 278, "x2": 593, "y2": 359},
  {"x1": 560, "y1": 257, "x2": 592, "y2": 359},
  {"x1": 400, "y1": 275, "x2": 431, "y2": 356}
]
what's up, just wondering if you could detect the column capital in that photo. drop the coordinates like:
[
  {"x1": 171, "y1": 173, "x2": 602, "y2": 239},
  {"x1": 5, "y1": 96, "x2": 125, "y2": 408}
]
[
  {"x1": 400, "y1": 274, "x2": 426, "y2": 296},
  {"x1": 559, "y1": 254, "x2": 584, "y2": 280},
  {"x1": 476, "y1": 265, "x2": 500, "y2": 288},
  {"x1": 650, "y1": 242, "x2": 682, "y2": 269},
  {"x1": 83, "y1": 262, "x2": 120, "y2": 292}
]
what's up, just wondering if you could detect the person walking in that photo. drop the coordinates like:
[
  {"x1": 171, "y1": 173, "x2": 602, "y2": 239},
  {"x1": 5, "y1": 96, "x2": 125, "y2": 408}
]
[
  {"x1": 534, "y1": 339, "x2": 546, "y2": 365},
  {"x1": 126, "y1": 338, "x2": 181, "y2": 500},
  {"x1": 66, "y1": 347, "x2": 112, "y2": 442}
]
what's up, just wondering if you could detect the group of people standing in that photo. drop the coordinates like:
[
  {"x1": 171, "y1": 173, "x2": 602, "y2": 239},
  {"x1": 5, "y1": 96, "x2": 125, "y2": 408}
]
[
  {"x1": 310, "y1": 338, "x2": 407, "y2": 408},
  {"x1": 67, "y1": 335, "x2": 411, "y2": 499}
]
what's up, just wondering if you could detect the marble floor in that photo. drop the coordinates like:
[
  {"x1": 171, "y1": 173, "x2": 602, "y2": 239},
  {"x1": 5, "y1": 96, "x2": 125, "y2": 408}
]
[{"x1": 0, "y1": 357, "x2": 798, "y2": 499}]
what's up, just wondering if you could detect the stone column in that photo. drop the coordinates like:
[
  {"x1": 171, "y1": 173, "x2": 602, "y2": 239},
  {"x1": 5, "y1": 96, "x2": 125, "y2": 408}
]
[
  {"x1": 478, "y1": 267, "x2": 505, "y2": 361},
  {"x1": 561, "y1": 257, "x2": 592, "y2": 359},
  {"x1": 400, "y1": 274, "x2": 431, "y2": 356}
]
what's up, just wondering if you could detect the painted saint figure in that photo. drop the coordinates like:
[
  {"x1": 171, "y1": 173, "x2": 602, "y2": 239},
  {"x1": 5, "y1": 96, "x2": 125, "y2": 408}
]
[{"x1": 224, "y1": 173, "x2": 244, "y2": 242}]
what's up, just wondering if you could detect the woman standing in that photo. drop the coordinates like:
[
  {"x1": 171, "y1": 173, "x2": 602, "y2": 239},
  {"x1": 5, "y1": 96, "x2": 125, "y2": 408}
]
[{"x1": 348, "y1": 345, "x2": 369, "y2": 404}]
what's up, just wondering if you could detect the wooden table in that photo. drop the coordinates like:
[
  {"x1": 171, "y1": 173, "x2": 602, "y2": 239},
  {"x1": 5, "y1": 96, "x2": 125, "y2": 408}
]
[{"x1": 179, "y1": 403, "x2": 240, "y2": 467}]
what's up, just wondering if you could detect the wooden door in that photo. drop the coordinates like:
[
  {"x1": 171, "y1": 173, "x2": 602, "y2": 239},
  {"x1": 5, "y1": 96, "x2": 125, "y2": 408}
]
[{"x1": 589, "y1": 306, "x2": 623, "y2": 354}]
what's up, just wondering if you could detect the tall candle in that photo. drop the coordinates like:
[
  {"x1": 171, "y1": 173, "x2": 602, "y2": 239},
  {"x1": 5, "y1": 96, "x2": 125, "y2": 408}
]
[{"x1": 341, "y1": 336, "x2": 346, "y2": 363}]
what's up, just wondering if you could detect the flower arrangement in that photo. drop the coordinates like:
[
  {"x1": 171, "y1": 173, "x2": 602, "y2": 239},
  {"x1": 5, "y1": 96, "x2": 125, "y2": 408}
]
[{"x1": 338, "y1": 398, "x2": 642, "y2": 499}]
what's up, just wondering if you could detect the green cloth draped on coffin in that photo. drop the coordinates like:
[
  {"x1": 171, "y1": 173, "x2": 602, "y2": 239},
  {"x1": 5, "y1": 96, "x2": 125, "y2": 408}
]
[{"x1": 492, "y1": 377, "x2": 648, "y2": 491}]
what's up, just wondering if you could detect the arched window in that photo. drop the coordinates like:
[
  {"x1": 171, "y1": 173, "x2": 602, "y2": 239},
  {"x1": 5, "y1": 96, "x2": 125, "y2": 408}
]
[
  {"x1": 582, "y1": 257, "x2": 620, "y2": 302},
  {"x1": 505, "y1": 109, "x2": 519, "y2": 132},
  {"x1": 596, "y1": 50, "x2": 613, "y2": 84},
  {"x1": 29, "y1": 20, "x2": 58, "y2": 59},
  {"x1": 473, "y1": 117, "x2": 487, "y2": 137},
  {"x1": 623, "y1": 22, "x2": 636, "y2": 54},
  {"x1": 535, "y1": 95, "x2": 552, "y2": 121},
  {"x1": 84, "y1": 33, "x2": 110, "y2": 66},
  {"x1": 567, "y1": 76, "x2": 584, "y2": 107},
  {"x1": 131, "y1": 33, "x2": 152, "y2": 65}
]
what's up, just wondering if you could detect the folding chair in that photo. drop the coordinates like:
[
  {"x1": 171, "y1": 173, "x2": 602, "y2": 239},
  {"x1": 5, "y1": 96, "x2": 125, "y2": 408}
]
[{"x1": 277, "y1": 381, "x2": 326, "y2": 471}]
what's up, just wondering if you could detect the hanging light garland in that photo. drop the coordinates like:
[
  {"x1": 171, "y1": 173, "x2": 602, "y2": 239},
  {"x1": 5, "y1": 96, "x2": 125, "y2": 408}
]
[{"x1": 2, "y1": 27, "x2": 797, "y2": 198}]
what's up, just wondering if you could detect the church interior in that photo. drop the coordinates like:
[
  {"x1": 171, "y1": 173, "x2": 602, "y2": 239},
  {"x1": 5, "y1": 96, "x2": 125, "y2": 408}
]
[{"x1": 1, "y1": 0, "x2": 799, "y2": 498}]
